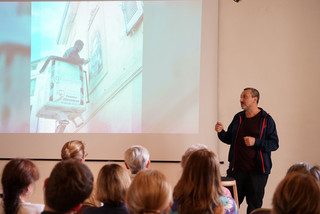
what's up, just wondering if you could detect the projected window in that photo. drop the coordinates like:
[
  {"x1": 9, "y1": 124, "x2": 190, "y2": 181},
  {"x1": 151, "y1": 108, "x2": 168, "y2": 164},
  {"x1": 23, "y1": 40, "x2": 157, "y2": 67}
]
[
  {"x1": 88, "y1": 30, "x2": 103, "y2": 91},
  {"x1": 0, "y1": 1, "x2": 202, "y2": 134},
  {"x1": 122, "y1": 1, "x2": 144, "y2": 34}
]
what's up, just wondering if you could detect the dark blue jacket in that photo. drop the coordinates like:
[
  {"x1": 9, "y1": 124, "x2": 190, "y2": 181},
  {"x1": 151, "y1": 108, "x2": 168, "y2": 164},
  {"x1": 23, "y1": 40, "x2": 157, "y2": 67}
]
[{"x1": 218, "y1": 108, "x2": 279, "y2": 174}]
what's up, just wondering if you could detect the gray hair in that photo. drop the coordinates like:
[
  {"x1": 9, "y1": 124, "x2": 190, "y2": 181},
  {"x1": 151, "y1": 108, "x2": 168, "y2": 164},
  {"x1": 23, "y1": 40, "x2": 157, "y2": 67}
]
[
  {"x1": 181, "y1": 144, "x2": 208, "y2": 168},
  {"x1": 124, "y1": 145, "x2": 150, "y2": 174}
]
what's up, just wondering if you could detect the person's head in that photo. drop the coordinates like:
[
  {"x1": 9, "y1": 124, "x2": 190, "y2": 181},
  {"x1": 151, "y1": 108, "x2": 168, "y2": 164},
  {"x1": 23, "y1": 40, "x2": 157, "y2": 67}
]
[
  {"x1": 180, "y1": 144, "x2": 208, "y2": 168},
  {"x1": 271, "y1": 172, "x2": 320, "y2": 214},
  {"x1": 96, "y1": 164, "x2": 131, "y2": 206},
  {"x1": 126, "y1": 169, "x2": 172, "y2": 214},
  {"x1": 173, "y1": 148, "x2": 224, "y2": 213},
  {"x1": 286, "y1": 162, "x2": 312, "y2": 175},
  {"x1": 61, "y1": 140, "x2": 87, "y2": 162},
  {"x1": 44, "y1": 159, "x2": 93, "y2": 213},
  {"x1": 310, "y1": 165, "x2": 320, "y2": 181},
  {"x1": 240, "y1": 87, "x2": 260, "y2": 110},
  {"x1": 124, "y1": 145, "x2": 150, "y2": 174},
  {"x1": 74, "y1": 40, "x2": 84, "y2": 51},
  {"x1": 1, "y1": 158, "x2": 40, "y2": 214}
]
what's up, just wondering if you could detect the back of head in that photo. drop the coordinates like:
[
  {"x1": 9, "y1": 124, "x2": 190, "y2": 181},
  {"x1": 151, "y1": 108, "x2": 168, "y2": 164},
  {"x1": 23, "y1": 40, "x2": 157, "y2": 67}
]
[
  {"x1": 61, "y1": 140, "x2": 86, "y2": 161},
  {"x1": 124, "y1": 145, "x2": 149, "y2": 174},
  {"x1": 74, "y1": 40, "x2": 84, "y2": 50},
  {"x1": 310, "y1": 165, "x2": 320, "y2": 181},
  {"x1": 44, "y1": 159, "x2": 93, "y2": 213},
  {"x1": 173, "y1": 148, "x2": 223, "y2": 213},
  {"x1": 272, "y1": 172, "x2": 320, "y2": 214},
  {"x1": 286, "y1": 162, "x2": 312, "y2": 175},
  {"x1": 180, "y1": 144, "x2": 208, "y2": 168},
  {"x1": 96, "y1": 164, "x2": 131, "y2": 206},
  {"x1": 126, "y1": 169, "x2": 172, "y2": 214},
  {"x1": 1, "y1": 158, "x2": 39, "y2": 214}
]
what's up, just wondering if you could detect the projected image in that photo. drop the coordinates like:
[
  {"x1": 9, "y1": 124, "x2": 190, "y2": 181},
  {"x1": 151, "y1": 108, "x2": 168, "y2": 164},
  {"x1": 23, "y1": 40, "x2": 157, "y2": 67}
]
[
  {"x1": 1, "y1": 1, "x2": 202, "y2": 134},
  {"x1": 30, "y1": 1, "x2": 144, "y2": 133}
]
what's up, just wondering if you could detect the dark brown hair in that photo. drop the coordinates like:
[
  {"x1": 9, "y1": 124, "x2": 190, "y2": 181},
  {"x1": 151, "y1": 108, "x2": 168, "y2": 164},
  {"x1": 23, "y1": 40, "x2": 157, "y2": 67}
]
[
  {"x1": 44, "y1": 159, "x2": 93, "y2": 213},
  {"x1": 1, "y1": 158, "x2": 40, "y2": 214}
]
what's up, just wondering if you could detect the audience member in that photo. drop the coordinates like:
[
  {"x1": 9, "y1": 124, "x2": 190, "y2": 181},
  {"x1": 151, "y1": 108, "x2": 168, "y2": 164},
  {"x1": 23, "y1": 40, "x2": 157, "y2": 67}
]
[
  {"x1": 310, "y1": 165, "x2": 320, "y2": 182},
  {"x1": 61, "y1": 140, "x2": 87, "y2": 162},
  {"x1": 124, "y1": 145, "x2": 150, "y2": 180},
  {"x1": 42, "y1": 159, "x2": 93, "y2": 214},
  {"x1": 61, "y1": 140, "x2": 99, "y2": 211},
  {"x1": 0, "y1": 158, "x2": 44, "y2": 214},
  {"x1": 286, "y1": 162, "x2": 312, "y2": 175},
  {"x1": 180, "y1": 144, "x2": 231, "y2": 197},
  {"x1": 180, "y1": 144, "x2": 208, "y2": 168},
  {"x1": 286, "y1": 161, "x2": 320, "y2": 182},
  {"x1": 271, "y1": 172, "x2": 320, "y2": 214},
  {"x1": 83, "y1": 164, "x2": 131, "y2": 214},
  {"x1": 126, "y1": 169, "x2": 172, "y2": 214},
  {"x1": 171, "y1": 149, "x2": 238, "y2": 214}
]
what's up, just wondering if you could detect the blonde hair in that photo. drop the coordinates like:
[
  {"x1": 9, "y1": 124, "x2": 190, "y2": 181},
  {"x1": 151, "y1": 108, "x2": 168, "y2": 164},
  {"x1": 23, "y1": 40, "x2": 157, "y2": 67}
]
[
  {"x1": 173, "y1": 149, "x2": 224, "y2": 214},
  {"x1": 126, "y1": 169, "x2": 172, "y2": 214},
  {"x1": 272, "y1": 172, "x2": 320, "y2": 214},
  {"x1": 124, "y1": 145, "x2": 150, "y2": 174},
  {"x1": 61, "y1": 140, "x2": 86, "y2": 161},
  {"x1": 96, "y1": 164, "x2": 131, "y2": 206}
]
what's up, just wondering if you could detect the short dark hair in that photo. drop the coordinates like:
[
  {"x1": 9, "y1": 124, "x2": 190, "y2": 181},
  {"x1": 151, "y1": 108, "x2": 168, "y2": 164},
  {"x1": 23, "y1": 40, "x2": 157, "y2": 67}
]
[
  {"x1": 45, "y1": 159, "x2": 93, "y2": 213},
  {"x1": 244, "y1": 87, "x2": 260, "y2": 104},
  {"x1": 74, "y1": 40, "x2": 84, "y2": 47}
]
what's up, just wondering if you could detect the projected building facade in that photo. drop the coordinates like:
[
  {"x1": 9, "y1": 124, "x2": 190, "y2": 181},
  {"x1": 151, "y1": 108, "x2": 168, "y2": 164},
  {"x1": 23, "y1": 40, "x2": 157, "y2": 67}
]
[{"x1": 30, "y1": 1, "x2": 143, "y2": 133}]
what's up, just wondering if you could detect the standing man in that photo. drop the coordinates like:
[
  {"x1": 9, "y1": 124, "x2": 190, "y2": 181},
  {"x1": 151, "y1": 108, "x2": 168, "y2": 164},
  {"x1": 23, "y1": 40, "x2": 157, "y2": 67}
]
[{"x1": 215, "y1": 87, "x2": 279, "y2": 214}]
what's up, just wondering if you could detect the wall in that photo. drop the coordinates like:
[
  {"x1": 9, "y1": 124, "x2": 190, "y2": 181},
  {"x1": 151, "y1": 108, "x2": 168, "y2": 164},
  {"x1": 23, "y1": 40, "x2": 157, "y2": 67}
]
[{"x1": 218, "y1": 0, "x2": 320, "y2": 213}]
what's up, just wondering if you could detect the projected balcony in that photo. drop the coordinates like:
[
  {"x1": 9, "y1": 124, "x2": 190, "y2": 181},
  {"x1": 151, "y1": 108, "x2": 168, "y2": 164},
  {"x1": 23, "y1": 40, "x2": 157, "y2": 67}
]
[{"x1": 31, "y1": 56, "x2": 87, "y2": 123}]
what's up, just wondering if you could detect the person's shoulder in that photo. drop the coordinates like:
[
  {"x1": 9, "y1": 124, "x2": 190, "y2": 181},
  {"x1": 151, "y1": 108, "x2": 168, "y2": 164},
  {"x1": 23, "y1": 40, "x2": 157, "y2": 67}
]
[
  {"x1": 219, "y1": 195, "x2": 238, "y2": 213},
  {"x1": 169, "y1": 200, "x2": 179, "y2": 213},
  {"x1": 220, "y1": 195, "x2": 235, "y2": 204},
  {"x1": 259, "y1": 108, "x2": 277, "y2": 122},
  {"x1": 63, "y1": 47, "x2": 76, "y2": 57},
  {"x1": 40, "y1": 211, "x2": 59, "y2": 214},
  {"x1": 82, "y1": 206, "x2": 100, "y2": 214},
  {"x1": 18, "y1": 202, "x2": 44, "y2": 214},
  {"x1": 232, "y1": 111, "x2": 245, "y2": 120}
]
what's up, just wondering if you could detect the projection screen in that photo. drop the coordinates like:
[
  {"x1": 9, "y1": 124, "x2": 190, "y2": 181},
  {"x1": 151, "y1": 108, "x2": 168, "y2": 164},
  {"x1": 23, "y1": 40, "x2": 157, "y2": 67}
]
[{"x1": 0, "y1": 0, "x2": 218, "y2": 161}]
